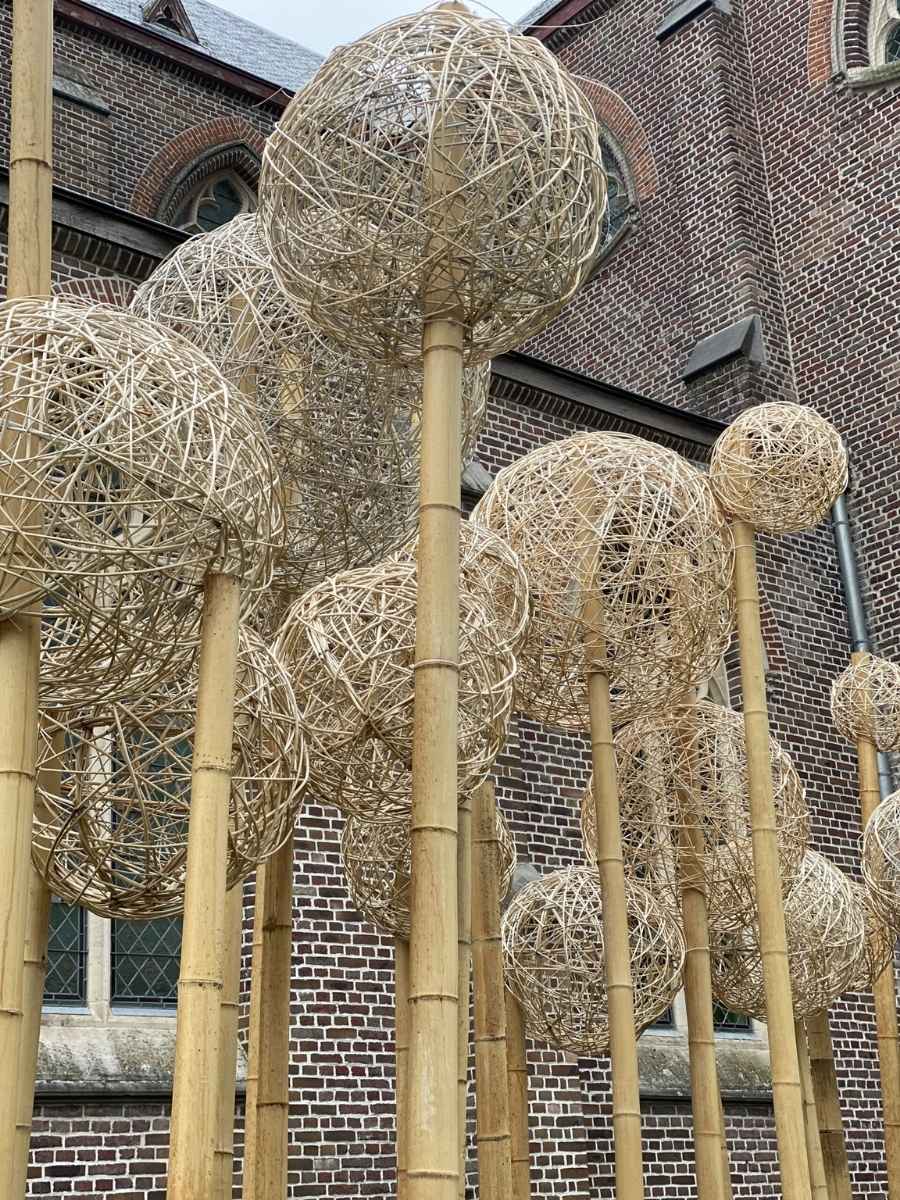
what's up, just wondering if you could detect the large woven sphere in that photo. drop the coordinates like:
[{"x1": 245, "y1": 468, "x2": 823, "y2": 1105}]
[
  {"x1": 831, "y1": 653, "x2": 900, "y2": 752},
  {"x1": 501, "y1": 866, "x2": 684, "y2": 1056},
  {"x1": 472, "y1": 433, "x2": 735, "y2": 729},
  {"x1": 258, "y1": 7, "x2": 604, "y2": 364},
  {"x1": 342, "y1": 804, "x2": 516, "y2": 939},
  {"x1": 581, "y1": 703, "x2": 809, "y2": 930},
  {"x1": 275, "y1": 559, "x2": 516, "y2": 821},
  {"x1": 132, "y1": 215, "x2": 488, "y2": 593},
  {"x1": 847, "y1": 881, "x2": 897, "y2": 993},
  {"x1": 709, "y1": 851, "x2": 865, "y2": 1020},
  {"x1": 709, "y1": 403, "x2": 847, "y2": 535},
  {"x1": 862, "y1": 792, "x2": 900, "y2": 929},
  {"x1": 31, "y1": 627, "x2": 307, "y2": 919}
]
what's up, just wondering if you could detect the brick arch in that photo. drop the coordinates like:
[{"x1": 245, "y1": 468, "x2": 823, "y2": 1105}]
[
  {"x1": 807, "y1": 0, "x2": 871, "y2": 85},
  {"x1": 53, "y1": 275, "x2": 137, "y2": 307},
  {"x1": 130, "y1": 117, "x2": 266, "y2": 219},
  {"x1": 576, "y1": 81, "x2": 659, "y2": 203}
]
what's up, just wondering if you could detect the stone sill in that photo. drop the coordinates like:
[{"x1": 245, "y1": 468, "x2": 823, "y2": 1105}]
[
  {"x1": 838, "y1": 62, "x2": 900, "y2": 90},
  {"x1": 638, "y1": 1030, "x2": 771, "y2": 1102}
]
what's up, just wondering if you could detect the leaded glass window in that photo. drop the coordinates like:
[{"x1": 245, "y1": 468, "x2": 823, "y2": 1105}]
[
  {"x1": 713, "y1": 1004, "x2": 751, "y2": 1032},
  {"x1": 886, "y1": 22, "x2": 900, "y2": 62},
  {"x1": 44, "y1": 899, "x2": 88, "y2": 1005},
  {"x1": 175, "y1": 171, "x2": 256, "y2": 235},
  {"x1": 600, "y1": 143, "x2": 630, "y2": 247},
  {"x1": 111, "y1": 915, "x2": 182, "y2": 1007}
]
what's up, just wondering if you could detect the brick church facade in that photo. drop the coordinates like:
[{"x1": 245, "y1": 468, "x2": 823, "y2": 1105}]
[{"x1": 0, "y1": 0, "x2": 897, "y2": 1195}]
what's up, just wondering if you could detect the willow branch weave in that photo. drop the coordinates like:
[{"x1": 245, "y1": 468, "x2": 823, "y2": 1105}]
[
  {"x1": 863, "y1": 791, "x2": 900, "y2": 930},
  {"x1": 831, "y1": 652, "x2": 900, "y2": 752}
]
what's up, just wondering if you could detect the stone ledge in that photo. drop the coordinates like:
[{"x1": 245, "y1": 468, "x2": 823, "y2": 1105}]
[
  {"x1": 53, "y1": 73, "x2": 111, "y2": 115},
  {"x1": 841, "y1": 61, "x2": 900, "y2": 90},
  {"x1": 681, "y1": 314, "x2": 766, "y2": 382},
  {"x1": 638, "y1": 1030, "x2": 771, "y2": 1101},
  {"x1": 656, "y1": 0, "x2": 731, "y2": 42}
]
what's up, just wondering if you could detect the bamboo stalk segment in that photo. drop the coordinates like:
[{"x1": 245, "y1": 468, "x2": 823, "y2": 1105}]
[
  {"x1": 396, "y1": 938, "x2": 411, "y2": 1200},
  {"x1": 718, "y1": 1096, "x2": 734, "y2": 1200},
  {"x1": 167, "y1": 572, "x2": 241, "y2": 1200},
  {"x1": 472, "y1": 782, "x2": 513, "y2": 1200},
  {"x1": 504, "y1": 989, "x2": 531, "y2": 1200},
  {"x1": 243, "y1": 865, "x2": 266, "y2": 1200},
  {"x1": 731, "y1": 517, "x2": 811, "y2": 1200},
  {"x1": 797, "y1": 1020, "x2": 830, "y2": 1200},
  {"x1": 213, "y1": 886, "x2": 244, "y2": 1200},
  {"x1": 458, "y1": 791, "x2": 472, "y2": 1199},
  {"x1": 805, "y1": 1010, "x2": 852, "y2": 1200}
]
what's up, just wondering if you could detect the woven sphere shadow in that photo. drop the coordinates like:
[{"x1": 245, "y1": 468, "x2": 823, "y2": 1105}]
[
  {"x1": 0, "y1": 297, "x2": 283, "y2": 703},
  {"x1": 831, "y1": 652, "x2": 900, "y2": 753},
  {"x1": 132, "y1": 215, "x2": 488, "y2": 593},
  {"x1": 258, "y1": 7, "x2": 604, "y2": 365},
  {"x1": 342, "y1": 803, "x2": 516, "y2": 939},
  {"x1": 501, "y1": 865, "x2": 684, "y2": 1057},
  {"x1": 847, "y1": 880, "x2": 898, "y2": 994},
  {"x1": 31, "y1": 627, "x2": 308, "y2": 919},
  {"x1": 863, "y1": 791, "x2": 900, "y2": 931},
  {"x1": 709, "y1": 403, "x2": 847, "y2": 535},
  {"x1": 275, "y1": 559, "x2": 516, "y2": 822},
  {"x1": 580, "y1": 702, "x2": 809, "y2": 931},
  {"x1": 472, "y1": 432, "x2": 736, "y2": 730},
  {"x1": 709, "y1": 851, "x2": 865, "y2": 1020}
]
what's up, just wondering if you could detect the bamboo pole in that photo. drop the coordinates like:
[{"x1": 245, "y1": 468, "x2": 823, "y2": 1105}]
[
  {"x1": 212, "y1": 885, "x2": 244, "y2": 1200},
  {"x1": 1, "y1": 2, "x2": 53, "y2": 1192},
  {"x1": 805, "y1": 1010, "x2": 852, "y2": 1200},
  {"x1": 732, "y1": 518, "x2": 812, "y2": 1200},
  {"x1": 472, "y1": 782, "x2": 513, "y2": 1200},
  {"x1": 166, "y1": 572, "x2": 241, "y2": 1200},
  {"x1": 718, "y1": 1096, "x2": 734, "y2": 1200},
  {"x1": 396, "y1": 937, "x2": 411, "y2": 1200},
  {"x1": 458, "y1": 791, "x2": 472, "y2": 1198},
  {"x1": 242, "y1": 865, "x2": 265, "y2": 1200},
  {"x1": 504, "y1": 989, "x2": 531, "y2": 1200},
  {"x1": 796, "y1": 1021, "x2": 829, "y2": 1200}
]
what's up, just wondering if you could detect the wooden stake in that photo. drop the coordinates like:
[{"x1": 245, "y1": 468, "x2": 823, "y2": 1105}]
[
  {"x1": 732, "y1": 518, "x2": 812, "y2": 1200},
  {"x1": 472, "y1": 782, "x2": 513, "y2": 1200},
  {"x1": 396, "y1": 938, "x2": 411, "y2": 1200},
  {"x1": 242, "y1": 865, "x2": 265, "y2": 1200},
  {"x1": 167, "y1": 572, "x2": 241, "y2": 1200},
  {"x1": 212, "y1": 886, "x2": 244, "y2": 1200},
  {"x1": 805, "y1": 1010, "x2": 851, "y2": 1200},
  {"x1": 458, "y1": 791, "x2": 472, "y2": 1198},
  {"x1": 796, "y1": 1020, "x2": 829, "y2": 1200},
  {"x1": 504, "y1": 989, "x2": 531, "y2": 1200}
]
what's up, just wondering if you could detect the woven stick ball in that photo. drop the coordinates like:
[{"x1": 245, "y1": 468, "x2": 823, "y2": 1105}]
[
  {"x1": 258, "y1": 6, "x2": 604, "y2": 364},
  {"x1": 709, "y1": 851, "x2": 865, "y2": 1020},
  {"x1": 862, "y1": 791, "x2": 900, "y2": 930},
  {"x1": 580, "y1": 703, "x2": 809, "y2": 930},
  {"x1": 847, "y1": 880, "x2": 898, "y2": 994},
  {"x1": 275, "y1": 559, "x2": 516, "y2": 822},
  {"x1": 709, "y1": 403, "x2": 847, "y2": 535},
  {"x1": 472, "y1": 432, "x2": 735, "y2": 730},
  {"x1": 342, "y1": 804, "x2": 516, "y2": 939},
  {"x1": 501, "y1": 866, "x2": 684, "y2": 1056},
  {"x1": 132, "y1": 215, "x2": 488, "y2": 593},
  {"x1": 31, "y1": 627, "x2": 308, "y2": 919},
  {"x1": 831, "y1": 652, "x2": 900, "y2": 752}
]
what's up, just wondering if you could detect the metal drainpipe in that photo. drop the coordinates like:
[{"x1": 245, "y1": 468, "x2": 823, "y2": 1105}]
[{"x1": 831, "y1": 491, "x2": 895, "y2": 799}]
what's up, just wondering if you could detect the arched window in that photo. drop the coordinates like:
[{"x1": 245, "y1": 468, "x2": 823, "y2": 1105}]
[
  {"x1": 869, "y1": 0, "x2": 900, "y2": 65},
  {"x1": 588, "y1": 135, "x2": 639, "y2": 274},
  {"x1": 174, "y1": 170, "x2": 257, "y2": 234}
]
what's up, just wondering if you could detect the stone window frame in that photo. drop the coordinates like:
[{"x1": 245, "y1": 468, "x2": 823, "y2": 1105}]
[
  {"x1": 827, "y1": 0, "x2": 900, "y2": 87},
  {"x1": 156, "y1": 143, "x2": 261, "y2": 230},
  {"x1": 587, "y1": 130, "x2": 641, "y2": 277},
  {"x1": 869, "y1": 0, "x2": 900, "y2": 62},
  {"x1": 173, "y1": 168, "x2": 257, "y2": 234}
]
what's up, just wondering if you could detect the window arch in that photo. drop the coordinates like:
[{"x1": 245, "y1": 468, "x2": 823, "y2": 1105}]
[
  {"x1": 173, "y1": 170, "x2": 256, "y2": 234},
  {"x1": 870, "y1": 0, "x2": 900, "y2": 63},
  {"x1": 589, "y1": 133, "x2": 639, "y2": 273}
]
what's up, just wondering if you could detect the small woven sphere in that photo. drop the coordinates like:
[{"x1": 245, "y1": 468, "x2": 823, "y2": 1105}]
[
  {"x1": 258, "y1": 7, "x2": 604, "y2": 364},
  {"x1": 847, "y1": 881, "x2": 897, "y2": 993},
  {"x1": 501, "y1": 866, "x2": 684, "y2": 1056},
  {"x1": 831, "y1": 653, "x2": 900, "y2": 752},
  {"x1": 580, "y1": 703, "x2": 809, "y2": 931},
  {"x1": 709, "y1": 851, "x2": 865, "y2": 1020},
  {"x1": 472, "y1": 432, "x2": 736, "y2": 729},
  {"x1": 31, "y1": 627, "x2": 308, "y2": 919},
  {"x1": 862, "y1": 792, "x2": 900, "y2": 929},
  {"x1": 709, "y1": 403, "x2": 847, "y2": 535},
  {"x1": 132, "y1": 215, "x2": 488, "y2": 592},
  {"x1": 275, "y1": 559, "x2": 516, "y2": 821},
  {"x1": 391, "y1": 520, "x2": 531, "y2": 656},
  {"x1": 341, "y1": 804, "x2": 516, "y2": 939}
]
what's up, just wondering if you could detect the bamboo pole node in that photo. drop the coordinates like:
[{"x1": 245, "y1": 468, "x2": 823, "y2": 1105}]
[
  {"x1": 581, "y1": 702, "x2": 809, "y2": 931},
  {"x1": 501, "y1": 866, "x2": 685, "y2": 1055},
  {"x1": 258, "y1": 7, "x2": 605, "y2": 365},
  {"x1": 342, "y1": 804, "x2": 516, "y2": 939},
  {"x1": 831, "y1": 652, "x2": 900, "y2": 752},
  {"x1": 31, "y1": 626, "x2": 308, "y2": 918},
  {"x1": 862, "y1": 791, "x2": 900, "y2": 930},
  {"x1": 709, "y1": 403, "x2": 848, "y2": 535}
]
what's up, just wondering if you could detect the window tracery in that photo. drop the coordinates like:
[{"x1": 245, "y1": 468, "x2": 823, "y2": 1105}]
[{"x1": 174, "y1": 170, "x2": 256, "y2": 234}]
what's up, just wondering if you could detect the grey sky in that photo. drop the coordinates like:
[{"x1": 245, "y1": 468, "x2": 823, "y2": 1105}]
[{"x1": 212, "y1": 0, "x2": 528, "y2": 57}]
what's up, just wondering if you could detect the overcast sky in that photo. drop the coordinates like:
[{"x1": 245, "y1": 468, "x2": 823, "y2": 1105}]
[{"x1": 214, "y1": 0, "x2": 529, "y2": 56}]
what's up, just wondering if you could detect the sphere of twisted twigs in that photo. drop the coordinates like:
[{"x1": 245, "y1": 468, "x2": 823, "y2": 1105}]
[
  {"x1": 472, "y1": 433, "x2": 735, "y2": 729},
  {"x1": 275, "y1": 559, "x2": 516, "y2": 821},
  {"x1": 132, "y1": 215, "x2": 488, "y2": 593},
  {"x1": 831, "y1": 653, "x2": 900, "y2": 752},
  {"x1": 0, "y1": 297, "x2": 283, "y2": 703},
  {"x1": 709, "y1": 851, "x2": 865, "y2": 1020},
  {"x1": 847, "y1": 881, "x2": 898, "y2": 994},
  {"x1": 580, "y1": 703, "x2": 809, "y2": 930},
  {"x1": 709, "y1": 403, "x2": 847, "y2": 535},
  {"x1": 862, "y1": 791, "x2": 900, "y2": 931},
  {"x1": 501, "y1": 866, "x2": 684, "y2": 1056},
  {"x1": 258, "y1": 7, "x2": 604, "y2": 364},
  {"x1": 31, "y1": 627, "x2": 308, "y2": 919},
  {"x1": 342, "y1": 803, "x2": 516, "y2": 938}
]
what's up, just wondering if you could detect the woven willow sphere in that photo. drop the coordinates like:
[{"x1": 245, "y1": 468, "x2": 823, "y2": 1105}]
[
  {"x1": 31, "y1": 627, "x2": 308, "y2": 919},
  {"x1": 258, "y1": 6, "x2": 604, "y2": 365},
  {"x1": 831, "y1": 653, "x2": 900, "y2": 752},
  {"x1": 342, "y1": 804, "x2": 516, "y2": 939},
  {"x1": 709, "y1": 403, "x2": 847, "y2": 535},
  {"x1": 471, "y1": 433, "x2": 736, "y2": 729},
  {"x1": 132, "y1": 215, "x2": 488, "y2": 592},
  {"x1": 580, "y1": 703, "x2": 809, "y2": 930},
  {"x1": 501, "y1": 866, "x2": 684, "y2": 1056},
  {"x1": 862, "y1": 791, "x2": 900, "y2": 929},
  {"x1": 847, "y1": 881, "x2": 897, "y2": 993},
  {"x1": 709, "y1": 851, "x2": 865, "y2": 1020},
  {"x1": 275, "y1": 559, "x2": 516, "y2": 821}
]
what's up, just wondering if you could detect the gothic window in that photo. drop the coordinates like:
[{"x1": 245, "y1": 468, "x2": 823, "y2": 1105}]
[
  {"x1": 588, "y1": 135, "x2": 638, "y2": 273},
  {"x1": 869, "y1": 0, "x2": 900, "y2": 65},
  {"x1": 174, "y1": 171, "x2": 256, "y2": 234},
  {"x1": 44, "y1": 900, "x2": 88, "y2": 1005}
]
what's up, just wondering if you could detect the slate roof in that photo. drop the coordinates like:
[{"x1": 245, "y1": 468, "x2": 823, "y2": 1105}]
[
  {"x1": 86, "y1": 0, "x2": 323, "y2": 92},
  {"x1": 516, "y1": 0, "x2": 564, "y2": 30}
]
